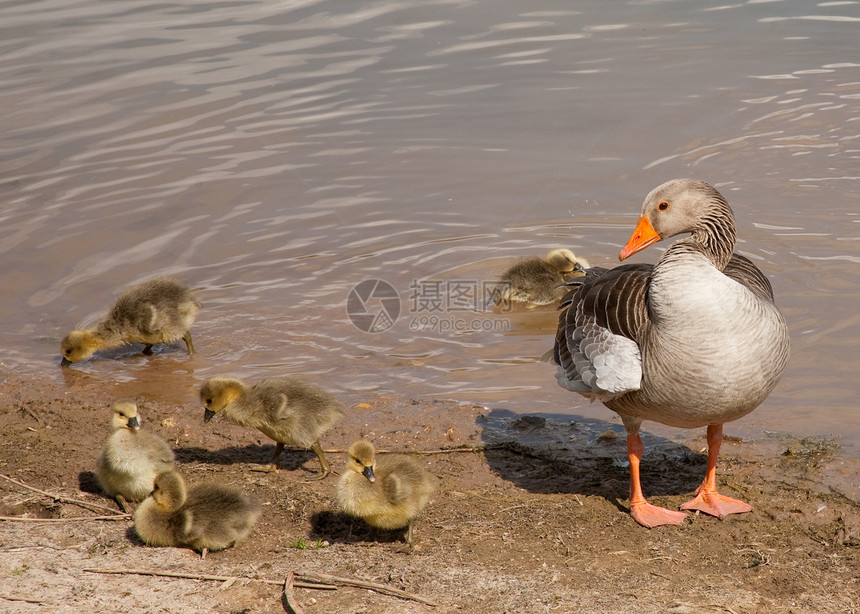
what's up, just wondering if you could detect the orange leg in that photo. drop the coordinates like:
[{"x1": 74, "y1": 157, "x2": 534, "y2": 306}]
[
  {"x1": 680, "y1": 424, "x2": 752, "y2": 519},
  {"x1": 627, "y1": 433, "x2": 686, "y2": 528}
]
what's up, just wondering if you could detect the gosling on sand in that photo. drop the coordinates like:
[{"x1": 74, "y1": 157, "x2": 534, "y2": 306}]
[
  {"x1": 61, "y1": 276, "x2": 200, "y2": 365},
  {"x1": 497, "y1": 248, "x2": 590, "y2": 308},
  {"x1": 337, "y1": 439, "x2": 435, "y2": 552},
  {"x1": 96, "y1": 400, "x2": 175, "y2": 513},
  {"x1": 200, "y1": 376, "x2": 344, "y2": 480},
  {"x1": 133, "y1": 470, "x2": 260, "y2": 558}
]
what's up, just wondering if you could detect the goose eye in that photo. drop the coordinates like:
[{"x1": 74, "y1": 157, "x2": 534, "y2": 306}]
[
  {"x1": 658, "y1": 201, "x2": 669, "y2": 211},
  {"x1": 205, "y1": 399, "x2": 212, "y2": 405},
  {"x1": 64, "y1": 349, "x2": 72, "y2": 355}
]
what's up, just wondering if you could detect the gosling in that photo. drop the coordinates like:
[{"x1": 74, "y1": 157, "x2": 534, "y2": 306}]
[
  {"x1": 337, "y1": 440, "x2": 435, "y2": 552},
  {"x1": 133, "y1": 470, "x2": 260, "y2": 558},
  {"x1": 96, "y1": 400, "x2": 175, "y2": 513},
  {"x1": 496, "y1": 249, "x2": 590, "y2": 308},
  {"x1": 61, "y1": 276, "x2": 201, "y2": 365},
  {"x1": 200, "y1": 376, "x2": 344, "y2": 480}
]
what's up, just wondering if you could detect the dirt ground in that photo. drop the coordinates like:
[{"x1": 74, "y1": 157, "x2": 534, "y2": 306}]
[{"x1": 1, "y1": 375, "x2": 858, "y2": 614}]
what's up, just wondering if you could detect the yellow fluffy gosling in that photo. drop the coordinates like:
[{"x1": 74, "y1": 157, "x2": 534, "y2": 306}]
[
  {"x1": 61, "y1": 276, "x2": 200, "y2": 365},
  {"x1": 337, "y1": 440, "x2": 435, "y2": 552},
  {"x1": 200, "y1": 376, "x2": 344, "y2": 480},
  {"x1": 497, "y1": 249, "x2": 590, "y2": 308},
  {"x1": 96, "y1": 400, "x2": 174, "y2": 513},
  {"x1": 133, "y1": 470, "x2": 260, "y2": 558}
]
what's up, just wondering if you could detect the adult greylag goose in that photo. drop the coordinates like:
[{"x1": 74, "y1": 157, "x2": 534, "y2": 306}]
[
  {"x1": 61, "y1": 277, "x2": 200, "y2": 365},
  {"x1": 553, "y1": 179, "x2": 790, "y2": 528},
  {"x1": 497, "y1": 249, "x2": 590, "y2": 308}
]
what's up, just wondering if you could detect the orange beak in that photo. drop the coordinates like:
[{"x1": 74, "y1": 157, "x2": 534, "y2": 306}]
[{"x1": 619, "y1": 215, "x2": 661, "y2": 261}]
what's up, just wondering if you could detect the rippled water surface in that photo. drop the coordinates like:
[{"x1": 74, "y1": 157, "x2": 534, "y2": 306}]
[{"x1": 2, "y1": 0, "x2": 859, "y2": 455}]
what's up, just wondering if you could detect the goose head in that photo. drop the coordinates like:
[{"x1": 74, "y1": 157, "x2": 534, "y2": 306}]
[
  {"x1": 619, "y1": 179, "x2": 735, "y2": 263},
  {"x1": 199, "y1": 377, "x2": 245, "y2": 423},
  {"x1": 346, "y1": 440, "x2": 377, "y2": 483},
  {"x1": 111, "y1": 400, "x2": 140, "y2": 431},
  {"x1": 150, "y1": 471, "x2": 187, "y2": 511}
]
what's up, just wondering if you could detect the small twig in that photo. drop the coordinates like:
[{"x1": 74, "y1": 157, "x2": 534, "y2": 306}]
[
  {"x1": 323, "y1": 445, "x2": 493, "y2": 456},
  {"x1": 0, "y1": 515, "x2": 129, "y2": 522},
  {"x1": 1, "y1": 594, "x2": 48, "y2": 605},
  {"x1": 83, "y1": 568, "x2": 282, "y2": 586},
  {"x1": 0, "y1": 474, "x2": 128, "y2": 517},
  {"x1": 18, "y1": 404, "x2": 43, "y2": 425},
  {"x1": 82, "y1": 568, "x2": 435, "y2": 607},
  {"x1": 557, "y1": 532, "x2": 571, "y2": 557},
  {"x1": 282, "y1": 572, "x2": 306, "y2": 614},
  {"x1": 295, "y1": 571, "x2": 437, "y2": 607},
  {"x1": 82, "y1": 568, "x2": 332, "y2": 591}
]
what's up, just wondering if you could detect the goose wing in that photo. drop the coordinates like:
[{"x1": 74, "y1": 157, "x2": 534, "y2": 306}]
[
  {"x1": 553, "y1": 264, "x2": 652, "y2": 401},
  {"x1": 723, "y1": 253, "x2": 775, "y2": 302}
]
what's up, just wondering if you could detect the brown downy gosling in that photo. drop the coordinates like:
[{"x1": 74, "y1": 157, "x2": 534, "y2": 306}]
[
  {"x1": 133, "y1": 470, "x2": 260, "y2": 558},
  {"x1": 96, "y1": 400, "x2": 175, "y2": 513},
  {"x1": 61, "y1": 276, "x2": 201, "y2": 365},
  {"x1": 337, "y1": 440, "x2": 436, "y2": 552},
  {"x1": 199, "y1": 376, "x2": 344, "y2": 480},
  {"x1": 497, "y1": 249, "x2": 590, "y2": 308}
]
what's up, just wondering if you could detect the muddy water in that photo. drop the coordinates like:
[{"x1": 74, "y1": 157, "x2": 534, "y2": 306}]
[{"x1": 2, "y1": 1, "x2": 859, "y2": 456}]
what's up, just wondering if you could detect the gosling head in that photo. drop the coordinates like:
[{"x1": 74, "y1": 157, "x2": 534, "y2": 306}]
[
  {"x1": 545, "y1": 249, "x2": 581, "y2": 274},
  {"x1": 346, "y1": 440, "x2": 377, "y2": 483},
  {"x1": 150, "y1": 471, "x2": 187, "y2": 511},
  {"x1": 199, "y1": 376, "x2": 245, "y2": 423},
  {"x1": 60, "y1": 329, "x2": 98, "y2": 365},
  {"x1": 111, "y1": 400, "x2": 141, "y2": 431}
]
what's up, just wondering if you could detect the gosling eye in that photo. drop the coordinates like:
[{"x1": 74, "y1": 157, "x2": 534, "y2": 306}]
[
  {"x1": 205, "y1": 399, "x2": 212, "y2": 405},
  {"x1": 64, "y1": 349, "x2": 72, "y2": 355},
  {"x1": 658, "y1": 201, "x2": 669, "y2": 211}
]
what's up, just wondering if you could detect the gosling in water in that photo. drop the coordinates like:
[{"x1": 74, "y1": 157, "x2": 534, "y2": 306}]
[
  {"x1": 96, "y1": 400, "x2": 175, "y2": 513},
  {"x1": 61, "y1": 276, "x2": 200, "y2": 365},
  {"x1": 200, "y1": 376, "x2": 344, "y2": 480},
  {"x1": 496, "y1": 249, "x2": 589, "y2": 308},
  {"x1": 337, "y1": 440, "x2": 435, "y2": 552},
  {"x1": 133, "y1": 470, "x2": 260, "y2": 558}
]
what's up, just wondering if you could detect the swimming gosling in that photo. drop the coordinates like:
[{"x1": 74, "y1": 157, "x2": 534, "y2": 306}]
[
  {"x1": 200, "y1": 376, "x2": 344, "y2": 480},
  {"x1": 497, "y1": 249, "x2": 590, "y2": 308},
  {"x1": 96, "y1": 400, "x2": 175, "y2": 513},
  {"x1": 61, "y1": 276, "x2": 200, "y2": 365},
  {"x1": 337, "y1": 440, "x2": 435, "y2": 552},
  {"x1": 133, "y1": 470, "x2": 260, "y2": 558}
]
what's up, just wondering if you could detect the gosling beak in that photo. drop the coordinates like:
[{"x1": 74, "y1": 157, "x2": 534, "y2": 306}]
[
  {"x1": 127, "y1": 416, "x2": 140, "y2": 430},
  {"x1": 203, "y1": 409, "x2": 215, "y2": 423},
  {"x1": 573, "y1": 261, "x2": 585, "y2": 272},
  {"x1": 362, "y1": 465, "x2": 376, "y2": 483},
  {"x1": 60, "y1": 357, "x2": 71, "y2": 367}
]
